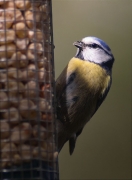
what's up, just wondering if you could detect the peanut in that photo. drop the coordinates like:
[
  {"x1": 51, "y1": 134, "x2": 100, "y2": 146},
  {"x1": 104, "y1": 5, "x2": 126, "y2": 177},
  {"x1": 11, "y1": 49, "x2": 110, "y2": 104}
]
[
  {"x1": 39, "y1": 98, "x2": 51, "y2": 112},
  {"x1": 24, "y1": 80, "x2": 38, "y2": 98},
  {"x1": 18, "y1": 144, "x2": 32, "y2": 161},
  {"x1": 21, "y1": 64, "x2": 36, "y2": 80},
  {"x1": 0, "y1": 121, "x2": 10, "y2": 139},
  {"x1": 0, "y1": 91, "x2": 9, "y2": 109},
  {"x1": 10, "y1": 52, "x2": 28, "y2": 68},
  {"x1": 16, "y1": 38, "x2": 29, "y2": 50},
  {"x1": 13, "y1": 22, "x2": 28, "y2": 38},
  {"x1": 0, "y1": 44, "x2": 16, "y2": 58},
  {"x1": 15, "y1": 0, "x2": 31, "y2": 10},
  {"x1": 25, "y1": 7, "x2": 41, "y2": 29},
  {"x1": 33, "y1": 125, "x2": 50, "y2": 140},
  {"x1": 19, "y1": 99, "x2": 37, "y2": 119},
  {"x1": 1, "y1": 143, "x2": 17, "y2": 168},
  {"x1": 11, "y1": 123, "x2": 32, "y2": 144},
  {"x1": 2, "y1": 107, "x2": 21, "y2": 125},
  {"x1": 0, "y1": 30, "x2": 15, "y2": 45}
]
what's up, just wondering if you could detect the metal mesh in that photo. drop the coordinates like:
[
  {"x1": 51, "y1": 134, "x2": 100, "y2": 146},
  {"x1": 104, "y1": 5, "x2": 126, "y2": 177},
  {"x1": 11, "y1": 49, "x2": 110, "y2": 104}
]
[{"x1": 0, "y1": 0, "x2": 58, "y2": 179}]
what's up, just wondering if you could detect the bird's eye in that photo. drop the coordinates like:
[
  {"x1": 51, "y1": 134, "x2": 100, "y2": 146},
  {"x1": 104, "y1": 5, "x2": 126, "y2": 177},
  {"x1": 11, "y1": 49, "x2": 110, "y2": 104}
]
[{"x1": 88, "y1": 43, "x2": 99, "y2": 48}]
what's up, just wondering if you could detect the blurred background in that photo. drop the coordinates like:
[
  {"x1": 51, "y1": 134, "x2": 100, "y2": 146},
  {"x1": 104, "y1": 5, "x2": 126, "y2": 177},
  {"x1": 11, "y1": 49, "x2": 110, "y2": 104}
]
[{"x1": 52, "y1": 0, "x2": 131, "y2": 179}]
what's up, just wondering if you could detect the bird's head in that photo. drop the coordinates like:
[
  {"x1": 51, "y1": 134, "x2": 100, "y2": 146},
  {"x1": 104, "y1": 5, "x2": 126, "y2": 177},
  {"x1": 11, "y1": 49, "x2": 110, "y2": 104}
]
[{"x1": 73, "y1": 36, "x2": 115, "y2": 71}]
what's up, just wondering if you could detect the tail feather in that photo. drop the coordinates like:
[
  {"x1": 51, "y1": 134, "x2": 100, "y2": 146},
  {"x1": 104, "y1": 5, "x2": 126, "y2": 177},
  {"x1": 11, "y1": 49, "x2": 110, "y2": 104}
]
[{"x1": 69, "y1": 133, "x2": 77, "y2": 155}]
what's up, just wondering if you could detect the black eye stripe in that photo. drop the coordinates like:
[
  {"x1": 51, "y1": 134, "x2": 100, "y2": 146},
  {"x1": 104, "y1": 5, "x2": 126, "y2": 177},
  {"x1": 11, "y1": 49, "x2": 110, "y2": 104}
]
[{"x1": 86, "y1": 43, "x2": 100, "y2": 48}]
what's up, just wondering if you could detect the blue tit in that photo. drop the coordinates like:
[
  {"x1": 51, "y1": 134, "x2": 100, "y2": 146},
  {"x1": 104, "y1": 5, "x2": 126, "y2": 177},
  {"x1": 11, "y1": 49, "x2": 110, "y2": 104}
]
[{"x1": 56, "y1": 36, "x2": 114, "y2": 155}]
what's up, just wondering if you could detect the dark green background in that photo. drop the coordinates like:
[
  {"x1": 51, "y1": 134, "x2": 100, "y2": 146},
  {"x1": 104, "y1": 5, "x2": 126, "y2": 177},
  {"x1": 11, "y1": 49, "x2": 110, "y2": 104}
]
[{"x1": 52, "y1": 0, "x2": 131, "y2": 179}]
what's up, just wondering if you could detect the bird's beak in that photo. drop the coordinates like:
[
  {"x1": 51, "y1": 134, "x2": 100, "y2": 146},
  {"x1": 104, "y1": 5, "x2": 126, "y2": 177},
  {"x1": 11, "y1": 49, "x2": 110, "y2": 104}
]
[{"x1": 73, "y1": 41, "x2": 83, "y2": 49}]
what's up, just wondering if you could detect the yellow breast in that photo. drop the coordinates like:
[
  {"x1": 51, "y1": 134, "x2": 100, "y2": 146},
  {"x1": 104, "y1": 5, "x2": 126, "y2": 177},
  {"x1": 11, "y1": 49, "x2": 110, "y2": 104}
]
[{"x1": 67, "y1": 57, "x2": 111, "y2": 95}]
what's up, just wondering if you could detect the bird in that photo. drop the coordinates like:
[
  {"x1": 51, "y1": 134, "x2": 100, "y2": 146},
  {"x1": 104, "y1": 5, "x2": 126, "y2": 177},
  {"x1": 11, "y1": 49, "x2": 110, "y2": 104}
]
[{"x1": 56, "y1": 36, "x2": 115, "y2": 155}]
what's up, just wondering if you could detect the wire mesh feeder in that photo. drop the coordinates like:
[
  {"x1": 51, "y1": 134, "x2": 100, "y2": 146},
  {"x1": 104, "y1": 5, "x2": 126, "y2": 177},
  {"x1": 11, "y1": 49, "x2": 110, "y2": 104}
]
[{"x1": 0, "y1": 0, "x2": 59, "y2": 179}]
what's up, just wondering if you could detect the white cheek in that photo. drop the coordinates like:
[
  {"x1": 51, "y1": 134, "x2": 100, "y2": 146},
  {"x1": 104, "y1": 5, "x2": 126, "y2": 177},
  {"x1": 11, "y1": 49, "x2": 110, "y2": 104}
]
[
  {"x1": 82, "y1": 48, "x2": 93, "y2": 61},
  {"x1": 82, "y1": 48, "x2": 108, "y2": 64}
]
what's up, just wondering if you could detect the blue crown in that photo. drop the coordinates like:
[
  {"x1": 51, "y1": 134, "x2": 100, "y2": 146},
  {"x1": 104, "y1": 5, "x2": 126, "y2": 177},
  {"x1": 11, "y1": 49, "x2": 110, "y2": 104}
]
[{"x1": 89, "y1": 36, "x2": 111, "y2": 52}]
